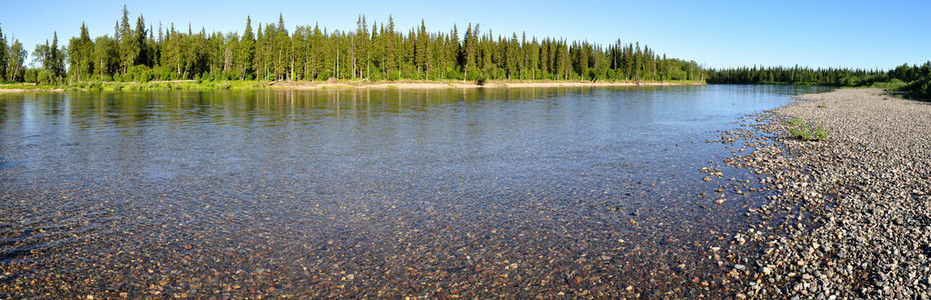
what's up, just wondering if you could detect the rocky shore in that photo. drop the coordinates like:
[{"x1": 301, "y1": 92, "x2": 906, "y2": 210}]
[{"x1": 720, "y1": 88, "x2": 931, "y2": 298}]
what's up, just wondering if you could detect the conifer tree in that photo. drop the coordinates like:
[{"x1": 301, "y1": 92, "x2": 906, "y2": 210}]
[
  {"x1": 254, "y1": 24, "x2": 266, "y2": 80},
  {"x1": 0, "y1": 27, "x2": 8, "y2": 81},
  {"x1": 274, "y1": 14, "x2": 289, "y2": 81},
  {"x1": 415, "y1": 20, "x2": 429, "y2": 80},
  {"x1": 239, "y1": 17, "x2": 255, "y2": 80},
  {"x1": 135, "y1": 15, "x2": 149, "y2": 67},
  {"x1": 119, "y1": 5, "x2": 139, "y2": 74},
  {"x1": 386, "y1": 16, "x2": 397, "y2": 79},
  {"x1": 50, "y1": 32, "x2": 64, "y2": 79}
]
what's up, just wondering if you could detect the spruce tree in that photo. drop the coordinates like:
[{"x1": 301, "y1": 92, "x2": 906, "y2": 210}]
[
  {"x1": 0, "y1": 27, "x2": 8, "y2": 81},
  {"x1": 135, "y1": 15, "x2": 148, "y2": 66},
  {"x1": 119, "y1": 5, "x2": 139, "y2": 74},
  {"x1": 239, "y1": 17, "x2": 255, "y2": 80}
]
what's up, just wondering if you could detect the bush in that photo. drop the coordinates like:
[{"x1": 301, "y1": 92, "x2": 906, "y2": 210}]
[
  {"x1": 23, "y1": 69, "x2": 38, "y2": 83},
  {"x1": 127, "y1": 65, "x2": 153, "y2": 83},
  {"x1": 387, "y1": 71, "x2": 401, "y2": 81},
  {"x1": 787, "y1": 117, "x2": 829, "y2": 141},
  {"x1": 86, "y1": 81, "x2": 102, "y2": 91},
  {"x1": 871, "y1": 78, "x2": 907, "y2": 90}
]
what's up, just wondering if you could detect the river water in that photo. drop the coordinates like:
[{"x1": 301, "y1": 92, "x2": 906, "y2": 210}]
[{"x1": 0, "y1": 85, "x2": 830, "y2": 297}]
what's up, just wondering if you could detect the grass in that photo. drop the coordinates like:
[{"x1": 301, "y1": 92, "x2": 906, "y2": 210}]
[
  {"x1": 818, "y1": 96, "x2": 827, "y2": 108},
  {"x1": 787, "y1": 117, "x2": 829, "y2": 141}
]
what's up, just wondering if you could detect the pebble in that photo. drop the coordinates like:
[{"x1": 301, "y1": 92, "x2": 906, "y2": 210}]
[{"x1": 724, "y1": 88, "x2": 931, "y2": 298}]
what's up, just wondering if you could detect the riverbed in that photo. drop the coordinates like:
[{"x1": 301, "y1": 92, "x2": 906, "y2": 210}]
[{"x1": 0, "y1": 85, "x2": 830, "y2": 298}]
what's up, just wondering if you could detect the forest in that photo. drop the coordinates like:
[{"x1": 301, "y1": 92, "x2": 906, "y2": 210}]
[
  {"x1": 0, "y1": 6, "x2": 928, "y2": 99},
  {"x1": 0, "y1": 6, "x2": 704, "y2": 86},
  {"x1": 706, "y1": 63, "x2": 931, "y2": 99}
]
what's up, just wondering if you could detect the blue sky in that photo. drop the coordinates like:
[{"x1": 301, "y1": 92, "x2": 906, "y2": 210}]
[{"x1": 1, "y1": 0, "x2": 928, "y2": 70}]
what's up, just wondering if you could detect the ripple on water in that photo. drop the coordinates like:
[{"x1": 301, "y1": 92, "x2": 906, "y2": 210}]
[{"x1": 0, "y1": 85, "x2": 834, "y2": 297}]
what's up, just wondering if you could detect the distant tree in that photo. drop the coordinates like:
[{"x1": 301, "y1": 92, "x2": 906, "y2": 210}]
[
  {"x1": 461, "y1": 23, "x2": 476, "y2": 80},
  {"x1": 274, "y1": 14, "x2": 290, "y2": 81},
  {"x1": 67, "y1": 23, "x2": 95, "y2": 81},
  {"x1": 0, "y1": 27, "x2": 7, "y2": 81},
  {"x1": 119, "y1": 5, "x2": 139, "y2": 73},
  {"x1": 555, "y1": 39, "x2": 568, "y2": 80},
  {"x1": 446, "y1": 24, "x2": 459, "y2": 79},
  {"x1": 32, "y1": 43, "x2": 49, "y2": 83},
  {"x1": 238, "y1": 16, "x2": 255, "y2": 80},
  {"x1": 160, "y1": 24, "x2": 180, "y2": 77},
  {"x1": 8, "y1": 9, "x2": 715, "y2": 84},
  {"x1": 385, "y1": 15, "x2": 397, "y2": 79},
  {"x1": 505, "y1": 33, "x2": 518, "y2": 80},
  {"x1": 369, "y1": 21, "x2": 380, "y2": 80},
  {"x1": 527, "y1": 37, "x2": 539, "y2": 80},
  {"x1": 48, "y1": 32, "x2": 64, "y2": 80},
  {"x1": 7, "y1": 39, "x2": 26, "y2": 82},
  {"x1": 253, "y1": 23, "x2": 266, "y2": 80},
  {"x1": 355, "y1": 15, "x2": 370, "y2": 80},
  {"x1": 134, "y1": 15, "x2": 149, "y2": 67},
  {"x1": 415, "y1": 19, "x2": 429, "y2": 80},
  {"x1": 93, "y1": 35, "x2": 119, "y2": 79},
  {"x1": 309, "y1": 24, "x2": 323, "y2": 80}
]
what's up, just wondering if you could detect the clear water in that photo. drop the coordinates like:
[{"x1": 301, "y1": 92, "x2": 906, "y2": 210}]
[{"x1": 0, "y1": 85, "x2": 831, "y2": 297}]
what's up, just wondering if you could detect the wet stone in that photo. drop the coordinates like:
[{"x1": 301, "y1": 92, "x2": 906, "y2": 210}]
[{"x1": 0, "y1": 86, "x2": 836, "y2": 298}]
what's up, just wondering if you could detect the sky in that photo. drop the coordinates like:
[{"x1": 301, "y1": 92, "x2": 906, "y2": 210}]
[{"x1": 1, "y1": 0, "x2": 929, "y2": 70}]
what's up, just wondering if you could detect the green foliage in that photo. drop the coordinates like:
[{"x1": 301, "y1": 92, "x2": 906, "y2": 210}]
[
  {"x1": 67, "y1": 23, "x2": 95, "y2": 82},
  {"x1": 708, "y1": 61, "x2": 931, "y2": 101},
  {"x1": 814, "y1": 124, "x2": 829, "y2": 141},
  {"x1": 119, "y1": 5, "x2": 140, "y2": 74},
  {"x1": 6, "y1": 39, "x2": 26, "y2": 82},
  {"x1": 787, "y1": 117, "x2": 828, "y2": 141},
  {"x1": 0, "y1": 5, "x2": 706, "y2": 86},
  {"x1": 897, "y1": 62, "x2": 931, "y2": 100},
  {"x1": 23, "y1": 68, "x2": 37, "y2": 83},
  {"x1": 126, "y1": 65, "x2": 152, "y2": 82},
  {"x1": 707, "y1": 65, "x2": 888, "y2": 86},
  {"x1": 0, "y1": 27, "x2": 7, "y2": 82},
  {"x1": 870, "y1": 78, "x2": 906, "y2": 90}
]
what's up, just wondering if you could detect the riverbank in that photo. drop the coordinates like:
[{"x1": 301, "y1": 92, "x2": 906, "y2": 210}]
[
  {"x1": 0, "y1": 80, "x2": 704, "y2": 92},
  {"x1": 720, "y1": 88, "x2": 931, "y2": 298},
  {"x1": 267, "y1": 80, "x2": 705, "y2": 90}
]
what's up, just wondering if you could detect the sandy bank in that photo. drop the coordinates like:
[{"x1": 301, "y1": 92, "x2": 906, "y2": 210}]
[
  {"x1": 721, "y1": 88, "x2": 931, "y2": 298},
  {"x1": 0, "y1": 80, "x2": 702, "y2": 93},
  {"x1": 0, "y1": 88, "x2": 64, "y2": 93},
  {"x1": 268, "y1": 80, "x2": 705, "y2": 90}
]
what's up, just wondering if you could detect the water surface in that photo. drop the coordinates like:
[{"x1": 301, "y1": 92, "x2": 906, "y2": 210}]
[{"x1": 0, "y1": 85, "x2": 830, "y2": 297}]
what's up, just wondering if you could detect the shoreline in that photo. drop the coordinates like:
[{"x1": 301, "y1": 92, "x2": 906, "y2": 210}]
[
  {"x1": 721, "y1": 88, "x2": 931, "y2": 298},
  {"x1": 267, "y1": 80, "x2": 705, "y2": 90},
  {"x1": 0, "y1": 88, "x2": 65, "y2": 93},
  {"x1": 0, "y1": 80, "x2": 704, "y2": 93}
]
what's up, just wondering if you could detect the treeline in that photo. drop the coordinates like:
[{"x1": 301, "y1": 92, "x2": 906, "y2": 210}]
[
  {"x1": 707, "y1": 63, "x2": 931, "y2": 99},
  {"x1": 0, "y1": 5, "x2": 705, "y2": 85}
]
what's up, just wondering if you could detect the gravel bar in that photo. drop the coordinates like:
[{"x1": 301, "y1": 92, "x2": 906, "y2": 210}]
[{"x1": 721, "y1": 88, "x2": 931, "y2": 299}]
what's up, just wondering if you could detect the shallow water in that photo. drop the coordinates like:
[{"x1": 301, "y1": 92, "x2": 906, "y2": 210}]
[{"x1": 0, "y1": 85, "x2": 831, "y2": 297}]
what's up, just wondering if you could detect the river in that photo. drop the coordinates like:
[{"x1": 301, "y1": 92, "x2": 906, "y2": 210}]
[{"x1": 0, "y1": 85, "x2": 831, "y2": 297}]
